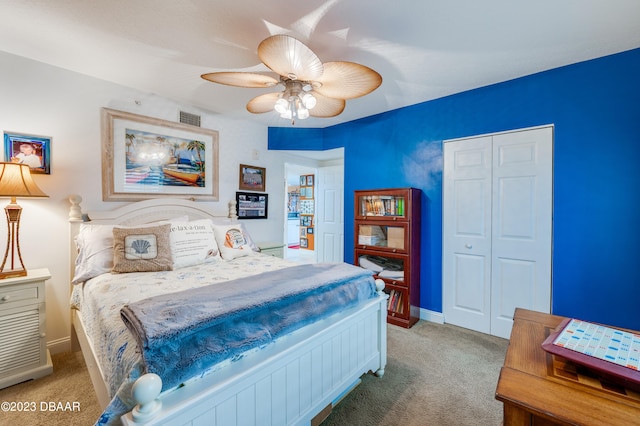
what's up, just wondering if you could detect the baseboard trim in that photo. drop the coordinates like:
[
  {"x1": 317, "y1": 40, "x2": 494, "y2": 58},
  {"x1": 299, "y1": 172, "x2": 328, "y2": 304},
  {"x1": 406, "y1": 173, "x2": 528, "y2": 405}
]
[
  {"x1": 420, "y1": 308, "x2": 444, "y2": 324},
  {"x1": 47, "y1": 336, "x2": 71, "y2": 355}
]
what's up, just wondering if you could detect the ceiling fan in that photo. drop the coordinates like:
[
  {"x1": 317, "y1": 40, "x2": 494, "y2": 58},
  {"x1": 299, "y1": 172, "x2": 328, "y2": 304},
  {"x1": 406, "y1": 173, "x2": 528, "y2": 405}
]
[{"x1": 201, "y1": 35, "x2": 382, "y2": 124}]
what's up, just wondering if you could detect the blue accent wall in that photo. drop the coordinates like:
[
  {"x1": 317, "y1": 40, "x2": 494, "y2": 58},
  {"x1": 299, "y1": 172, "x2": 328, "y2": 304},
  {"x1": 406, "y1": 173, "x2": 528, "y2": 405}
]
[{"x1": 269, "y1": 48, "x2": 640, "y2": 330}]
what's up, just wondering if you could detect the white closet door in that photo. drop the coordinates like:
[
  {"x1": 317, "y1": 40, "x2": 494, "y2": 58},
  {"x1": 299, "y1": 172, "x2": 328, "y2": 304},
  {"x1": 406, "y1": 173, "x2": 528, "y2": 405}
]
[
  {"x1": 443, "y1": 136, "x2": 493, "y2": 334},
  {"x1": 490, "y1": 127, "x2": 553, "y2": 338},
  {"x1": 443, "y1": 126, "x2": 552, "y2": 339}
]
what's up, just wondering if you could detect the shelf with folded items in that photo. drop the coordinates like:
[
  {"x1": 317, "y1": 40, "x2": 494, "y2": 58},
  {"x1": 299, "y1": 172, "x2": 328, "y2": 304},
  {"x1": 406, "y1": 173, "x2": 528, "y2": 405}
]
[{"x1": 355, "y1": 249, "x2": 413, "y2": 324}]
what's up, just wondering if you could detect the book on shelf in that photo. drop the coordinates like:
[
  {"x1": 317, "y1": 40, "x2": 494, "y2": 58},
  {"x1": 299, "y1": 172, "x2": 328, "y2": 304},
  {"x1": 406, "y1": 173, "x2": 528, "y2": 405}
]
[
  {"x1": 361, "y1": 196, "x2": 405, "y2": 216},
  {"x1": 396, "y1": 292, "x2": 404, "y2": 314},
  {"x1": 387, "y1": 289, "x2": 404, "y2": 314}
]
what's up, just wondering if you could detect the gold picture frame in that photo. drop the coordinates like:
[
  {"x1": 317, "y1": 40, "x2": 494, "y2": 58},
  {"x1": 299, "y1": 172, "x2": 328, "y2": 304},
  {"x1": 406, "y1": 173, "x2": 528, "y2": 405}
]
[
  {"x1": 238, "y1": 164, "x2": 266, "y2": 192},
  {"x1": 101, "y1": 108, "x2": 219, "y2": 201}
]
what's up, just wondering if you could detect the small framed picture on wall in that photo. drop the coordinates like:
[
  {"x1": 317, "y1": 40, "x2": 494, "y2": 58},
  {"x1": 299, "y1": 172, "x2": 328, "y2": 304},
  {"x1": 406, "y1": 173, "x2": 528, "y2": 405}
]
[
  {"x1": 3, "y1": 131, "x2": 51, "y2": 174},
  {"x1": 239, "y1": 164, "x2": 266, "y2": 192},
  {"x1": 236, "y1": 191, "x2": 268, "y2": 219}
]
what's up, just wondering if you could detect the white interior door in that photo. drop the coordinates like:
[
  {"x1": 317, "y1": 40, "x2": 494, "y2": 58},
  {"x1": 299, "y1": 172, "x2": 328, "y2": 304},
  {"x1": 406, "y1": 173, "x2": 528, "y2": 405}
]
[
  {"x1": 315, "y1": 164, "x2": 344, "y2": 263},
  {"x1": 443, "y1": 136, "x2": 493, "y2": 333},
  {"x1": 490, "y1": 128, "x2": 553, "y2": 337},
  {"x1": 443, "y1": 126, "x2": 553, "y2": 338}
]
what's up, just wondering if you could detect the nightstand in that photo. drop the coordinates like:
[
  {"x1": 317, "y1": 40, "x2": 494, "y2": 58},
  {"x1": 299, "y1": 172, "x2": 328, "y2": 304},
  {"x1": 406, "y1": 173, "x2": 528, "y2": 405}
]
[
  {"x1": 257, "y1": 241, "x2": 286, "y2": 258},
  {"x1": 0, "y1": 268, "x2": 53, "y2": 389}
]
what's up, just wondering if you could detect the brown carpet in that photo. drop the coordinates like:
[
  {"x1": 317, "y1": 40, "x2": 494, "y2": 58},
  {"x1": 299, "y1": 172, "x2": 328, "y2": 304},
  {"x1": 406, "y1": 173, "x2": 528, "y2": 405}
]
[
  {"x1": 321, "y1": 321, "x2": 509, "y2": 425},
  {"x1": 0, "y1": 351, "x2": 101, "y2": 425},
  {"x1": 0, "y1": 321, "x2": 508, "y2": 425}
]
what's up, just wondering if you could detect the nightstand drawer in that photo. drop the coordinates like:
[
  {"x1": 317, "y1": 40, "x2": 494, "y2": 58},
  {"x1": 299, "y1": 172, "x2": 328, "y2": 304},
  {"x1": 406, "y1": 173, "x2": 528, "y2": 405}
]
[{"x1": 0, "y1": 285, "x2": 39, "y2": 309}]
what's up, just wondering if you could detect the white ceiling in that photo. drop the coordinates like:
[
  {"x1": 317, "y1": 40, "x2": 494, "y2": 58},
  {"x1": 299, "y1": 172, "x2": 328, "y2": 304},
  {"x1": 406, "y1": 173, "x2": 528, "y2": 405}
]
[{"x1": 1, "y1": 0, "x2": 639, "y2": 129}]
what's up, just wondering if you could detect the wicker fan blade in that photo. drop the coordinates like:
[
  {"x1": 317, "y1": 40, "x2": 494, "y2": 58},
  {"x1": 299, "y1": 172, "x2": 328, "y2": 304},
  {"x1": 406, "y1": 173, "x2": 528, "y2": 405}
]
[
  {"x1": 313, "y1": 61, "x2": 382, "y2": 100},
  {"x1": 201, "y1": 72, "x2": 279, "y2": 88},
  {"x1": 258, "y1": 35, "x2": 324, "y2": 82},
  {"x1": 309, "y1": 92, "x2": 346, "y2": 118},
  {"x1": 246, "y1": 92, "x2": 281, "y2": 114}
]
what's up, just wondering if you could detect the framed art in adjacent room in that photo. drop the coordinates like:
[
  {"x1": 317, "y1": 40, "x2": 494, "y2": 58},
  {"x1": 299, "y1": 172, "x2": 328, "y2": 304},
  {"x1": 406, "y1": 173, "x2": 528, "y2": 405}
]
[
  {"x1": 101, "y1": 108, "x2": 219, "y2": 201},
  {"x1": 3, "y1": 131, "x2": 51, "y2": 174},
  {"x1": 238, "y1": 164, "x2": 266, "y2": 192},
  {"x1": 236, "y1": 191, "x2": 268, "y2": 219}
]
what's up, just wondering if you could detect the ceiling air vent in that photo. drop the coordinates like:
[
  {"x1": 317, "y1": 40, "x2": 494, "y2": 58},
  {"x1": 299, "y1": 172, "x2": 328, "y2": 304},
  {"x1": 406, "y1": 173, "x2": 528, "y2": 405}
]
[{"x1": 179, "y1": 111, "x2": 201, "y2": 127}]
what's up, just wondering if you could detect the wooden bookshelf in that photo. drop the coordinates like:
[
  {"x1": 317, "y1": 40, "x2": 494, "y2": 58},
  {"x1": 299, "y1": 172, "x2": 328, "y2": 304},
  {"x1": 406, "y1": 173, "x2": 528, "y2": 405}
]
[{"x1": 354, "y1": 188, "x2": 421, "y2": 328}]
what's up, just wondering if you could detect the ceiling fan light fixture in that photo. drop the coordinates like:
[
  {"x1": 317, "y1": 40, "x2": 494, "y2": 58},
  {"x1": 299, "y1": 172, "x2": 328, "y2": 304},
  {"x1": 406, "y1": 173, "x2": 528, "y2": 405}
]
[
  {"x1": 273, "y1": 80, "x2": 316, "y2": 124},
  {"x1": 280, "y1": 109, "x2": 293, "y2": 120},
  {"x1": 301, "y1": 92, "x2": 316, "y2": 109},
  {"x1": 297, "y1": 108, "x2": 310, "y2": 120},
  {"x1": 275, "y1": 98, "x2": 289, "y2": 114}
]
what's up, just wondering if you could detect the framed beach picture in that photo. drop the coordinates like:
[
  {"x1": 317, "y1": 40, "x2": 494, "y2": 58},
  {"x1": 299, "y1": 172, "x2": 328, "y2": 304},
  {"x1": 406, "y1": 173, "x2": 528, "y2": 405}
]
[
  {"x1": 236, "y1": 192, "x2": 268, "y2": 219},
  {"x1": 238, "y1": 164, "x2": 266, "y2": 192},
  {"x1": 101, "y1": 108, "x2": 219, "y2": 201},
  {"x1": 3, "y1": 131, "x2": 51, "y2": 174}
]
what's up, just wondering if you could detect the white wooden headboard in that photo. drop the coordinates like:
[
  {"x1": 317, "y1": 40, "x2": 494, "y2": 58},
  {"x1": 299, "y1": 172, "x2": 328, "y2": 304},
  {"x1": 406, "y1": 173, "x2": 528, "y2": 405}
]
[{"x1": 68, "y1": 195, "x2": 237, "y2": 225}]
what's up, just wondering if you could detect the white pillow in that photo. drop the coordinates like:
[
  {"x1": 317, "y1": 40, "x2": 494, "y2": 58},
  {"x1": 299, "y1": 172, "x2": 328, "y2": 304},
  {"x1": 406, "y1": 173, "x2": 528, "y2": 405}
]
[
  {"x1": 72, "y1": 216, "x2": 189, "y2": 283},
  {"x1": 212, "y1": 223, "x2": 255, "y2": 260},
  {"x1": 210, "y1": 219, "x2": 260, "y2": 252},
  {"x1": 72, "y1": 223, "x2": 115, "y2": 284},
  {"x1": 169, "y1": 219, "x2": 221, "y2": 269}
]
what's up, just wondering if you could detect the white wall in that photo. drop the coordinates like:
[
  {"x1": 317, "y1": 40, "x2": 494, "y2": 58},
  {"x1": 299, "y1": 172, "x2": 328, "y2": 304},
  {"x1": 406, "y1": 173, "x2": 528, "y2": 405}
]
[{"x1": 0, "y1": 51, "x2": 312, "y2": 353}]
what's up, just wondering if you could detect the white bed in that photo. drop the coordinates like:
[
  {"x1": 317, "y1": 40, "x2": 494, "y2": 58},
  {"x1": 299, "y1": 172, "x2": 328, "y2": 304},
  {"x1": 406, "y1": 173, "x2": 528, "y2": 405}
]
[{"x1": 68, "y1": 196, "x2": 387, "y2": 425}]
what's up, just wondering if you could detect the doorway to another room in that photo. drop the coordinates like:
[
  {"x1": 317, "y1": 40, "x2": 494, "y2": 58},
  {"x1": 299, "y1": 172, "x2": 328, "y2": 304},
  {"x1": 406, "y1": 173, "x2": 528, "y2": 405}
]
[
  {"x1": 283, "y1": 149, "x2": 345, "y2": 264},
  {"x1": 285, "y1": 164, "x2": 317, "y2": 264}
]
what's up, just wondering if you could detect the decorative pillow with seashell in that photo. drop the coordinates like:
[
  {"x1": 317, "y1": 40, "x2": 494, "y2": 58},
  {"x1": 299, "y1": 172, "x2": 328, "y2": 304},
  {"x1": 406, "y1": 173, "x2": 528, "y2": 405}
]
[{"x1": 112, "y1": 224, "x2": 173, "y2": 273}]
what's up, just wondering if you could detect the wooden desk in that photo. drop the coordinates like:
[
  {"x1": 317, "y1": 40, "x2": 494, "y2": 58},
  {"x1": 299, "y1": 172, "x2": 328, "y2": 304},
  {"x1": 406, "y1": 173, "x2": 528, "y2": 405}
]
[{"x1": 495, "y1": 308, "x2": 640, "y2": 425}]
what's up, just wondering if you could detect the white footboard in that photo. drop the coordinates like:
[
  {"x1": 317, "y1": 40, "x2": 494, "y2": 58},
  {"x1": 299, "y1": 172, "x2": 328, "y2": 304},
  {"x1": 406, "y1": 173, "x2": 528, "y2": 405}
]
[{"x1": 121, "y1": 294, "x2": 387, "y2": 426}]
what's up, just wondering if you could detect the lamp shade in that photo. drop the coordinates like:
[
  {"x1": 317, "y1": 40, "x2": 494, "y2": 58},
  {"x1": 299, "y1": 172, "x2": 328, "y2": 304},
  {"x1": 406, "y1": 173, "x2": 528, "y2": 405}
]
[{"x1": 0, "y1": 162, "x2": 48, "y2": 198}]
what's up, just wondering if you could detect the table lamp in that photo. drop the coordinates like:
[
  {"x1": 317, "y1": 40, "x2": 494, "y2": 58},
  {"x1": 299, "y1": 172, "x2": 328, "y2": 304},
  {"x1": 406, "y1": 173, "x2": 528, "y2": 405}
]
[{"x1": 0, "y1": 162, "x2": 48, "y2": 279}]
